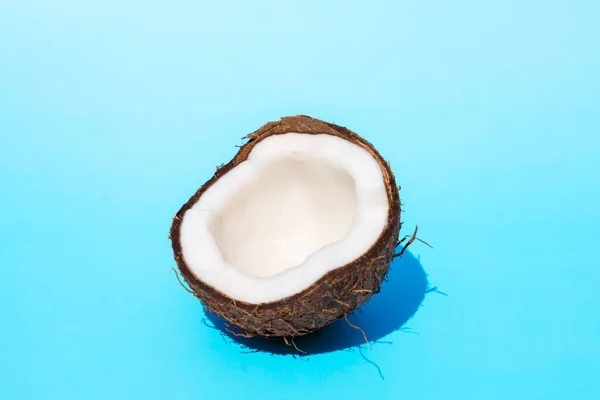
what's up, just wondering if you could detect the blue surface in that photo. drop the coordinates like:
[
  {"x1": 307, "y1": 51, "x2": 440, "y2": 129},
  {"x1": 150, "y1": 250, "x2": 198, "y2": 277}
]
[{"x1": 1, "y1": 1, "x2": 599, "y2": 399}]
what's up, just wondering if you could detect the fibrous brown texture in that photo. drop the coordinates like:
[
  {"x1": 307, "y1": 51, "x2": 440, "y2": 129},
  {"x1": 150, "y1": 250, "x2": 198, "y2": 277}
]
[{"x1": 170, "y1": 115, "x2": 401, "y2": 338}]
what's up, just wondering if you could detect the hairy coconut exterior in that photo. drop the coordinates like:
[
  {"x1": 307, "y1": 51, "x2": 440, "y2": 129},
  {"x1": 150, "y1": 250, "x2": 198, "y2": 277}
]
[{"x1": 170, "y1": 115, "x2": 401, "y2": 338}]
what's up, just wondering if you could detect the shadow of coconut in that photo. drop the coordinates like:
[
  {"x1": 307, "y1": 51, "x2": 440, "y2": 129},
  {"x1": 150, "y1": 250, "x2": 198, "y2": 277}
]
[{"x1": 204, "y1": 250, "x2": 429, "y2": 355}]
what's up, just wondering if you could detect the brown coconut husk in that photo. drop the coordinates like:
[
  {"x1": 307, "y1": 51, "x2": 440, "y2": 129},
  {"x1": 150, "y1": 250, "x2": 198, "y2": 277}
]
[{"x1": 170, "y1": 115, "x2": 401, "y2": 338}]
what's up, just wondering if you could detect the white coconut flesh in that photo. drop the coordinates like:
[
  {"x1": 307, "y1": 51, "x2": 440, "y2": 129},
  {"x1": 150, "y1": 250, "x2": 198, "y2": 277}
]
[{"x1": 180, "y1": 133, "x2": 389, "y2": 304}]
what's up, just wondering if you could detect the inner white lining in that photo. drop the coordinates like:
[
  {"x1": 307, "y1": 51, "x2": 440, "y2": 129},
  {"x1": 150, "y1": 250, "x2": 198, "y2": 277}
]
[
  {"x1": 209, "y1": 156, "x2": 358, "y2": 278},
  {"x1": 179, "y1": 133, "x2": 389, "y2": 304}
]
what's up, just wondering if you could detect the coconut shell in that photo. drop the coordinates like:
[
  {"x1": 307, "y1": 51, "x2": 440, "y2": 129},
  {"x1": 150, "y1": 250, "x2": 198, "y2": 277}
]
[{"x1": 170, "y1": 115, "x2": 401, "y2": 338}]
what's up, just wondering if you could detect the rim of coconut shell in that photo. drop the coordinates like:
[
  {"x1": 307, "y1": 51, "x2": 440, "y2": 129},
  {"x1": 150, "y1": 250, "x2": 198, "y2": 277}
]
[{"x1": 170, "y1": 115, "x2": 400, "y2": 316}]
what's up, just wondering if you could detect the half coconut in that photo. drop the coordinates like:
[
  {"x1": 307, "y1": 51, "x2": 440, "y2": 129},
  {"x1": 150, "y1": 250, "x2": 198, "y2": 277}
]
[{"x1": 170, "y1": 115, "x2": 401, "y2": 338}]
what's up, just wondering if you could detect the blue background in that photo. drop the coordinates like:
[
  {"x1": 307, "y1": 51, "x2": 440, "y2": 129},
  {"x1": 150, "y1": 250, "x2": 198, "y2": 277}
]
[{"x1": 1, "y1": 1, "x2": 599, "y2": 399}]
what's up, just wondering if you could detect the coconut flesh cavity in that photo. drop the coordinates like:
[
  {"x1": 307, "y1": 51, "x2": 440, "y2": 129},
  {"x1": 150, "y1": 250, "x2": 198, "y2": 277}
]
[{"x1": 171, "y1": 116, "x2": 401, "y2": 338}]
